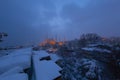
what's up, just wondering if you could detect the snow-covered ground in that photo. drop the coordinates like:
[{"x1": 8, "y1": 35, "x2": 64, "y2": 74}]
[
  {"x1": 0, "y1": 48, "x2": 32, "y2": 74},
  {"x1": 0, "y1": 48, "x2": 62, "y2": 80},
  {"x1": 0, "y1": 48, "x2": 32, "y2": 80},
  {"x1": 0, "y1": 46, "x2": 119, "y2": 80}
]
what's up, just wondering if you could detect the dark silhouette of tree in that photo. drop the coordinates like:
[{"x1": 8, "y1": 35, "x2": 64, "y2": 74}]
[
  {"x1": 0, "y1": 32, "x2": 8, "y2": 42},
  {"x1": 79, "y1": 33, "x2": 102, "y2": 47}
]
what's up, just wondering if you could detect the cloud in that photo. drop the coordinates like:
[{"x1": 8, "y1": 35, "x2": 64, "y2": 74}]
[
  {"x1": 59, "y1": 0, "x2": 120, "y2": 37},
  {"x1": 0, "y1": 0, "x2": 57, "y2": 46},
  {"x1": 0, "y1": 0, "x2": 120, "y2": 46}
]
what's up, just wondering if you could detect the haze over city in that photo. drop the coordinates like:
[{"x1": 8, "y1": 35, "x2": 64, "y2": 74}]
[{"x1": 0, "y1": 0, "x2": 120, "y2": 46}]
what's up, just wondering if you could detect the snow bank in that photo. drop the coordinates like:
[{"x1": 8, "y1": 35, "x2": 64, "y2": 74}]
[
  {"x1": 82, "y1": 47, "x2": 111, "y2": 53},
  {"x1": 0, "y1": 73, "x2": 28, "y2": 80}
]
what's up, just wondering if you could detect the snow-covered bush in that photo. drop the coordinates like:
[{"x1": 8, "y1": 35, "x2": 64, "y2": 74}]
[
  {"x1": 80, "y1": 59, "x2": 102, "y2": 80},
  {"x1": 59, "y1": 54, "x2": 102, "y2": 80}
]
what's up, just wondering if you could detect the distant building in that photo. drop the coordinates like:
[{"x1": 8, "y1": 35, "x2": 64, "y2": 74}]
[{"x1": 39, "y1": 38, "x2": 65, "y2": 49}]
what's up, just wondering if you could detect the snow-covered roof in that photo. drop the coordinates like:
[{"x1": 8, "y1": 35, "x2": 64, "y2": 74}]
[
  {"x1": 33, "y1": 50, "x2": 50, "y2": 59},
  {"x1": 33, "y1": 51, "x2": 62, "y2": 80},
  {"x1": 0, "y1": 48, "x2": 61, "y2": 80},
  {"x1": 34, "y1": 61, "x2": 61, "y2": 80},
  {"x1": 0, "y1": 73, "x2": 28, "y2": 80},
  {"x1": 50, "y1": 54, "x2": 61, "y2": 62},
  {"x1": 33, "y1": 51, "x2": 61, "y2": 62}
]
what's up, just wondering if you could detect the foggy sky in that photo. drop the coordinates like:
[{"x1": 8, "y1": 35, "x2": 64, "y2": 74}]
[{"x1": 0, "y1": 0, "x2": 120, "y2": 46}]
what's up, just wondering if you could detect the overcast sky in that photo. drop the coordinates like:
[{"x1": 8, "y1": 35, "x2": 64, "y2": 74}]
[{"x1": 0, "y1": 0, "x2": 120, "y2": 46}]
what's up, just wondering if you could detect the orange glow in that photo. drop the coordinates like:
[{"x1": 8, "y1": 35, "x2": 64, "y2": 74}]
[
  {"x1": 40, "y1": 39, "x2": 57, "y2": 46},
  {"x1": 58, "y1": 42, "x2": 64, "y2": 46},
  {"x1": 39, "y1": 38, "x2": 65, "y2": 47},
  {"x1": 49, "y1": 40, "x2": 56, "y2": 45}
]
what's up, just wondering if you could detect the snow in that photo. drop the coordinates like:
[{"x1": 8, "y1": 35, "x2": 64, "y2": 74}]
[
  {"x1": 33, "y1": 51, "x2": 62, "y2": 80},
  {"x1": 88, "y1": 44, "x2": 101, "y2": 47},
  {"x1": 86, "y1": 71, "x2": 96, "y2": 79},
  {"x1": 33, "y1": 50, "x2": 50, "y2": 59},
  {"x1": 0, "y1": 48, "x2": 32, "y2": 60},
  {"x1": 33, "y1": 50, "x2": 61, "y2": 62},
  {"x1": 0, "y1": 48, "x2": 32, "y2": 74},
  {"x1": 9, "y1": 47, "x2": 32, "y2": 55},
  {"x1": 34, "y1": 61, "x2": 61, "y2": 80},
  {"x1": 82, "y1": 47, "x2": 111, "y2": 53},
  {"x1": 88, "y1": 43, "x2": 112, "y2": 47},
  {"x1": 0, "y1": 54, "x2": 31, "y2": 74},
  {"x1": 116, "y1": 47, "x2": 120, "y2": 50},
  {"x1": 0, "y1": 67, "x2": 23, "y2": 77},
  {"x1": 0, "y1": 48, "x2": 62, "y2": 80},
  {"x1": 0, "y1": 73, "x2": 28, "y2": 80},
  {"x1": 50, "y1": 54, "x2": 61, "y2": 62},
  {"x1": 80, "y1": 59, "x2": 102, "y2": 79},
  {"x1": 0, "y1": 50, "x2": 11, "y2": 57}
]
